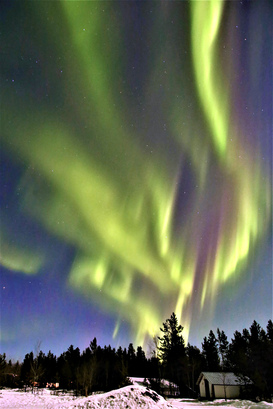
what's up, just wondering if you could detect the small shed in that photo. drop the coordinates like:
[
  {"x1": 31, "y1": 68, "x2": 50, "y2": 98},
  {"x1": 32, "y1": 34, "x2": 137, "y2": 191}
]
[{"x1": 196, "y1": 372, "x2": 248, "y2": 400}]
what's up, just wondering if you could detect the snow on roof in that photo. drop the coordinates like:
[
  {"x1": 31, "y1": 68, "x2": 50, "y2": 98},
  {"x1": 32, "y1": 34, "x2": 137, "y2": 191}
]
[
  {"x1": 196, "y1": 372, "x2": 250, "y2": 386},
  {"x1": 130, "y1": 377, "x2": 149, "y2": 385},
  {"x1": 130, "y1": 377, "x2": 179, "y2": 389}
]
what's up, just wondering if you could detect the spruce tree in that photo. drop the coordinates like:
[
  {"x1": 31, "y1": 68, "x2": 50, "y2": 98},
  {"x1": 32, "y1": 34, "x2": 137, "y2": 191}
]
[
  {"x1": 158, "y1": 312, "x2": 187, "y2": 395},
  {"x1": 186, "y1": 344, "x2": 204, "y2": 395},
  {"x1": 202, "y1": 330, "x2": 220, "y2": 371},
  {"x1": 217, "y1": 328, "x2": 229, "y2": 370}
]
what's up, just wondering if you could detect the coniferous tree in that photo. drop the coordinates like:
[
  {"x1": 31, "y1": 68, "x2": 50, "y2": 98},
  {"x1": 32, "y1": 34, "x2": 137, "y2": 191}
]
[
  {"x1": 266, "y1": 320, "x2": 273, "y2": 395},
  {"x1": 21, "y1": 352, "x2": 34, "y2": 386},
  {"x1": 35, "y1": 351, "x2": 46, "y2": 386},
  {"x1": 0, "y1": 354, "x2": 6, "y2": 386},
  {"x1": 65, "y1": 345, "x2": 80, "y2": 391},
  {"x1": 158, "y1": 312, "x2": 187, "y2": 395},
  {"x1": 79, "y1": 342, "x2": 97, "y2": 396},
  {"x1": 43, "y1": 351, "x2": 57, "y2": 385},
  {"x1": 217, "y1": 328, "x2": 229, "y2": 370},
  {"x1": 127, "y1": 343, "x2": 136, "y2": 375},
  {"x1": 135, "y1": 346, "x2": 147, "y2": 376},
  {"x1": 116, "y1": 346, "x2": 127, "y2": 379},
  {"x1": 7, "y1": 359, "x2": 21, "y2": 388},
  {"x1": 186, "y1": 344, "x2": 204, "y2": 395},
  {"x1": 22, "y1": 351, "x2": 44, "y2": 388},
  {"x1": 57, "y1": 352, "x2": 72, "y2": 390},
  {"x1": 228, "y1": 330, "x2": 249, "y2": 379},
  {"x1": 202, "y1": 330, "x2": 220, "y2": 371},
  {"x1": 267, "y1": 320, "x2": 273, "y2": 343},
  {"x1": 248, "y1": 321, "x2": 271, "y2": 397}
]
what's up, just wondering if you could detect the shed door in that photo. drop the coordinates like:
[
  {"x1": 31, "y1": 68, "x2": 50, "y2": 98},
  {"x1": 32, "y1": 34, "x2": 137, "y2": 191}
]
[
  {"x1": 205, "y1": 379, "x2": 210, "y2": 399},
  {"x1": 211, "y1": 384, "x2": 215, "y2": 399}
]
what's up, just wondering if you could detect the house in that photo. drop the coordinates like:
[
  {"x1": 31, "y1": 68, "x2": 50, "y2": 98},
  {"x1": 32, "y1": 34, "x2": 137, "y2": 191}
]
[{"x1": 196, "y1": 372, "x2": 251, "y2": 400}]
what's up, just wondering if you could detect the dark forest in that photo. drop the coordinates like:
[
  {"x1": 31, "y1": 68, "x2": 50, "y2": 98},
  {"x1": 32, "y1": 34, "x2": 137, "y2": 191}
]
[{"x1": 1, "y1": 315, "x2": 272, "y2": 400}]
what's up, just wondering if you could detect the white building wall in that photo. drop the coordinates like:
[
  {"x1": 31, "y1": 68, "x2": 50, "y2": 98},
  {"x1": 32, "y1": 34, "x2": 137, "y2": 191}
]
[
  {"x1": 226, "y1": 385, "x2": 241, "y2": 399},
  {"x1": 214, "y1": 385, "x2": 240, "y2": 399},
  {"x1": 209, "y1": 383, "x2": 213, "y2": 397},
  {"x1": 199, "y1": 378, "x2": 206, "y2": 397}
]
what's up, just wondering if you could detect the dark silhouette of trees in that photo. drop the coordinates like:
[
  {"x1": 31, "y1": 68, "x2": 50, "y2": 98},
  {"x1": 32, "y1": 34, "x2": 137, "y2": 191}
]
[
  {"x1": 217, "y1": 329, "x2": 229, "y2": 370},
  {"x1": 202, "y1": 330, "x2": 220, "y2": 371},
  {"x1": 267, "y1": 320, "x2": 273, "y2": 342},
  {"x1": 21, "y1": 352, "x2": 35, "y2": 386},
  {"x1": 20, "y1": 342, "x2": 45, "y2": 391},
  {"x1": 228, "y1": 320, "x2": 273, "y2": 398},
  {"x1": 266, "y1": 320, "x2": 273, "y2": 390},
  {"x1": 57, "y1": 339, "x2": 129, "y2": 394},
  {"x1": 127, "y1": 343, "x2": 136, "y2": 374},
  {"x1": 79, "y1": 344, "x2": 95, "y2": 396},
  {"x1": 186, "y1": 344, "x2": 204, "y2": 395},
  {"x1": 0, "y1": 354, "x2": 21, "y2": 388},
  {"x1": 135, "y1": 346, "x2": 147, "y2": 376},
  {"x1": 43, "y1": 351, "x2": 57, "y2": 385},
  {"x1": 1, "y1": 317, "x2": 273, "y2": 399},
  {"x1": 158, "y1": 312, "x2": 187, "y2": 394},
  {"x1": 0, "y1": 354, "x2": 6, "y2": 385}
]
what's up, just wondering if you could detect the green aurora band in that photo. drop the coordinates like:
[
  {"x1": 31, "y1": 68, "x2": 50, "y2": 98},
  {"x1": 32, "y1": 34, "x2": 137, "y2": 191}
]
[{"x1": 2, "y1": 1, "x2": 271, "y2": 345}]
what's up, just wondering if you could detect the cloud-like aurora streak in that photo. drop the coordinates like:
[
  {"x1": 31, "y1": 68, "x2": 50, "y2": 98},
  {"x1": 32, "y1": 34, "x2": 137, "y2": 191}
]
[{"x1": 1, "y1": 1, "x2": 270, "y2": 346}]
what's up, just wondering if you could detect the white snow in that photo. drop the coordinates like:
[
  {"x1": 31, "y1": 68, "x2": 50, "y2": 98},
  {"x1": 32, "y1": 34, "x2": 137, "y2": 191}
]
[
  {"x1": 167, "y1": 399, "x2": 273, "y2": 409},
  {"x1": 0, "y1": 385, "x2": 172, "y2": 409},
  {"x1": 0, "y1": 386, "x2": 273, "y2": 409}
]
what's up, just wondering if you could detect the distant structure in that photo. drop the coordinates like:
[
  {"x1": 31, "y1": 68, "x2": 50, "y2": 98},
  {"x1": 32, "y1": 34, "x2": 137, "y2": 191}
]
[
  {"x1": 129, "y1": 377, "x2": 179, "y2": 397},
  {"x1": 196, "y1": 372, "x2": 251, "y2": 400}
]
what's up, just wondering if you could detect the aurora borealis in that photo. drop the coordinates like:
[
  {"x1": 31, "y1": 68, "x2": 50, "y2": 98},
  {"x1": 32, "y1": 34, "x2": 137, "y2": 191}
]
[{"x1": 1, "y1": 1, "x2": 272, "y2": 360}]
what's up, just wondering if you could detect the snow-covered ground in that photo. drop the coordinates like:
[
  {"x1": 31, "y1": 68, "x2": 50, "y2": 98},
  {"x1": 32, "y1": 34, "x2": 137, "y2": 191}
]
[
  {"x1": 0, "y1": 385, "x2": 171, "y2": 408},
  {"x1": 1, "y1": 386, "x2": 273, "y2": 409},
  {"x1": 167, "y1": 399, "x2": 273, "y2": 409}
]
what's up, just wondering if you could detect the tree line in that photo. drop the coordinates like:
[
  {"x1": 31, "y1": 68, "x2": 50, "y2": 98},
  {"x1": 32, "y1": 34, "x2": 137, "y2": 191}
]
[{"x1": 1, "y1": 314, "x2": 272, "y2": 399}]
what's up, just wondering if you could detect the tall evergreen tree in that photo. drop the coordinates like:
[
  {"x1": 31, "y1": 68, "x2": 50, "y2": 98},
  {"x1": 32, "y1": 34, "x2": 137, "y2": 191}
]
[
  {"x1": 21, "y1": 352, "x2": 34, "y2": 386},
  {"x1": 186, "y1": 344, "x2": 204, "y2": 395},
  {"x1": 43, "y1": 351, "x2": 57, "y2": 385},
  {"x1": 267, "y1": 320, "x2": 273, "y2": 343},
  {"x1": 65, "y1": 345, "x2": 81, "y2": 390},
  {"x1": 217, "y1": 328, "x2": 229, "y2": 370},
  {"x1": 135, "y1": 346, "x2": 147, "y2": 376},
  {"x1": 127, "y1": 343, "x2": 136, "y2": 375},
  {"x1": 228, "y1": 330, "x2": 249, "y2": 380},
  {"x1": 202, "y1": 330, "x2": 220, "y2": 371},
  {"x1": 158, "y1": 312, "x2": 187, "y2": 394},
  {"x1": 248, "y1": 321, "x2": 271, "y2": 397},
  {"x1": 266, "y1": 320, "x2": 273, "y2": 395},
  {"x1": 0, "y1": 354, "x2": 6, "y2": 386}
]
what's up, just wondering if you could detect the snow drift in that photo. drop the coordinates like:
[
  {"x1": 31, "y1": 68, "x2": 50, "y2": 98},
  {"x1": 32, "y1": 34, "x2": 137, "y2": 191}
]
[
  {"x1": 0, "y1": 385, "x2": 173, "y2": 408},
  {"x1": 1, "y1": 386, "x2": 273, "y2": 409}
]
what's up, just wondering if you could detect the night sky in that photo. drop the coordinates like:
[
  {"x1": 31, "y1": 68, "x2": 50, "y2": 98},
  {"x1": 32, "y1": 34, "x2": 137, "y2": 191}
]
[{"x1": 1, "y1": 1, "x2": 272, "y2": 362}]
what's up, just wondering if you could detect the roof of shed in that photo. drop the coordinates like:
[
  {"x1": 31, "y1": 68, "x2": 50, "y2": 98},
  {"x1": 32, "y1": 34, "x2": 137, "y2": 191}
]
[{"x1": 196, "y1": 372, "x2": 250, "y2": 386}]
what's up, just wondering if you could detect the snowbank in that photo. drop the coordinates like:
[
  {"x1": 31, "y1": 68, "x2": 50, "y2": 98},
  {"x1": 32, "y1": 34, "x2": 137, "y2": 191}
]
[
  {"x1": 0, "y1": 385, "x2": 173, "y2": 408},
  {"x1": 1, "y1": 387, "x2": 273, "y2": 409}
]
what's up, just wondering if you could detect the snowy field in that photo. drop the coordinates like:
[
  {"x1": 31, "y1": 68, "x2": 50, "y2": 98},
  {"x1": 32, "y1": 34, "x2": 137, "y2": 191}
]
[{"x1": 1, "y1": 386, "x2": 273, "y2": 409}]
